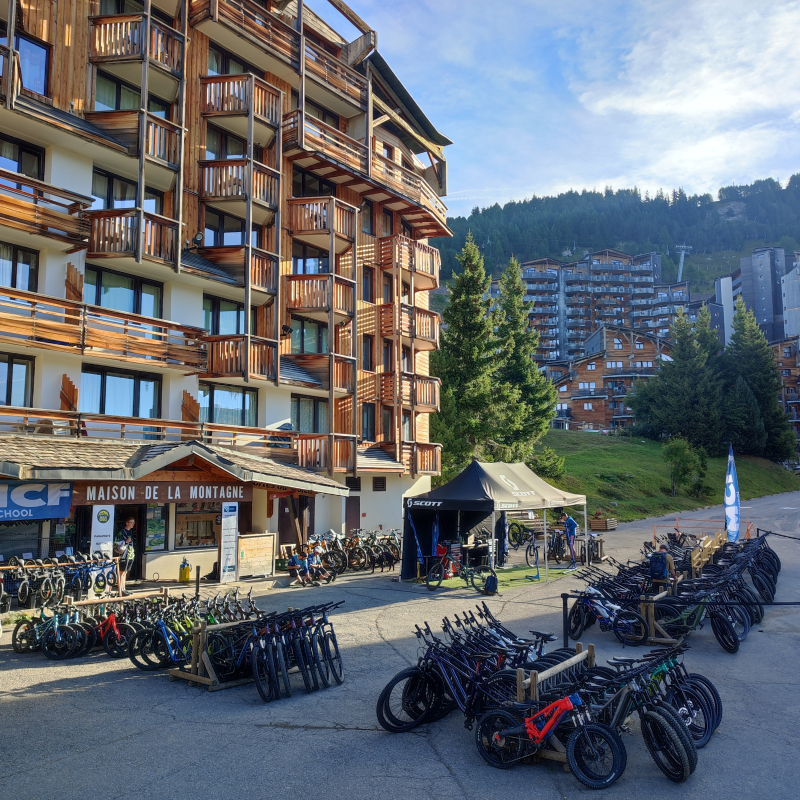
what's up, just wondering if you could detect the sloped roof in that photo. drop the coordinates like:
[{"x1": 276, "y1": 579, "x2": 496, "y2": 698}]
[
  {"x1": 0, "y1": 436, "x2": 347, "y2": 496},
  {"x1": 356, "y1": 446, "x2": 404, "y2": 473}
]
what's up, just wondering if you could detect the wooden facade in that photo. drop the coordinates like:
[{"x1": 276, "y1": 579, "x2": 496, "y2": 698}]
[
  {"x1": 772, "y1": 337, "x2": 800, "y2": 458},
  {"x1": 0, "y1": 0, "x2": 449, "y2": 479}
]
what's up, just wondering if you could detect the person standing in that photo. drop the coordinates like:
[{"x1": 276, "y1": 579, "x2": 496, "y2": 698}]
[
  {"x1": 560, "y1": 511, "x2": 578, "y2": 570},
  {"x1": 114, "y1": 517, "x2": 136, "y2": 595}
]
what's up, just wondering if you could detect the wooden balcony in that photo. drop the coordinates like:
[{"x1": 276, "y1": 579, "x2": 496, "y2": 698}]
[
  {"x1": 200, "y1": 74, "x2": 282, "y2": 146},
  {"x1": 379, "y1": 235, "x2": 440, "y2": 291},
  {"x1": 89, "y1": 15, "x2": 184, "y2": 100},
  {"x1": 304, "y1": 38, "x2": 367, "y2": 111},
  {"x1": 285, "y1": 274, "x2": 355, "y2": 324},
  {"x1": 380, "y1": 304, "x2": 440, "y2": 351},
  {"x1": 88, "y1": 209, "x2": 179, "y2": 265},
  {"x1": 0, "y1": 286, "x2": 206, "y2": 371},
  {"x1": 189, "y1": 0, "x2": 300, "y2": 72},
  {"x1": 283, "y1": 110, "x2": 368, "y2": 176},
  {"x1": 200, "y1": 159, "x2": 279, "y2": 225},
  {"x1": 297, "y1": 433, "x2": 357, "y2": 473},
  {"x1": 202, "y1": 335, "x2": 277, "y2": 382},
  {"x1": 287, "y1": 196, "x2": 357, "y2": 253},
  {"x1": 0, "y1": 44, "x2": 21, "y2": 105},
  {"x1": 0, "y1": 167, "x2": 92, "y2": 247},
  {"x1": 333, "y1": 355, "x2": 356, "y2": 394},
  {"x1": 398, "y1": 442, "x2": 442, "y2": 476},
  {"x1": 380, "y1": 371, "x2": 440, "y2": 412},
  {"x1": 196, "y1": 245, "x2": 278, "y2": 294}
]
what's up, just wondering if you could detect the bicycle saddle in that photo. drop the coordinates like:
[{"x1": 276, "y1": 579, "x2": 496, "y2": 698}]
[
  {"x1": 529, "y1": 630, "x2": 557, "y2": 642},
  {"x1": 470, "y1": 651, "x2": 497, "y2": 660},
  {"x1": 607, "y1": 656, "x2": 637, "y2": 664}
]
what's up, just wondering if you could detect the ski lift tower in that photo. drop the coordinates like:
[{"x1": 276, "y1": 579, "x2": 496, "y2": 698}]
[{"x1": 676, "y1": 244, "x2": 692, "y2": 282}]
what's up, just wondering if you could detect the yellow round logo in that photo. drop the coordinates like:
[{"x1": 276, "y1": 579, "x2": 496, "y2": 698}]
[{"x1": 97, "y1": 509, "x2": 110, "y2": 523}]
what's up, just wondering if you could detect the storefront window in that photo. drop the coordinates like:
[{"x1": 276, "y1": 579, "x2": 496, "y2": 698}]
[
  {"x1": 175, "y1": 502, "x2": 221, "y2": 549},
  {"x1": 0, "y1": 520, "x2": 41, "y2": 561},
  {"x1": 49, "y1": 514, "x2": 77, "y2": 558},
  {"x1": 144, "y1": 503, "x2": 167, "y2": 551}
]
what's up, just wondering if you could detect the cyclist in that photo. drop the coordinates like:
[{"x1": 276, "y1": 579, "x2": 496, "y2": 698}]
[
  {"x1": 559, "y1": 512, "x2": 578, "y2": 571},
  {"x1": 287, "y1": 547, "x2": 311, "y2": 587},
  {"x1": 308, "y1": 546, "x2": 335, "y2": 585},
  {"x1": 114, "y1": 517, "x2": 136, "y2": 594}
]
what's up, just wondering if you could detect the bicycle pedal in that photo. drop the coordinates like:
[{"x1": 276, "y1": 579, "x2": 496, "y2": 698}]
[{"x1": 619, "y1": 725, "x2": 632, "y2": 734}]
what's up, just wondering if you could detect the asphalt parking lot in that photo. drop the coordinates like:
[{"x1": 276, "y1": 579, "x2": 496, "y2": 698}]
[{"x1": 1, "y1": 492, "x2": 799, "y2": 800}]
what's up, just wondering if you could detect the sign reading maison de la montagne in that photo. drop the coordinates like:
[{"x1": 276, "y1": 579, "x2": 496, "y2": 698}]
[{"x1": 72, "y1": 482, "x2": 252, "y2": 505}]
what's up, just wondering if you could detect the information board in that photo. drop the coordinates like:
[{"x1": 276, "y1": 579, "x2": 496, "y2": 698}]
[
  {"x1": 220, "y1": 502, "x2": 238, "y2": 583},
  {"x1": 238, "y1": 533, "x2": 275, "y2": 578},
  {"x1": 90, "y1": 505, "x2": 115, "y2": 557}
]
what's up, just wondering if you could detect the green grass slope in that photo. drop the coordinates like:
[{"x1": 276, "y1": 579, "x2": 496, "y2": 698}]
[{"x1": 543, "y1": 429, "x2": 800, "y2": 522}]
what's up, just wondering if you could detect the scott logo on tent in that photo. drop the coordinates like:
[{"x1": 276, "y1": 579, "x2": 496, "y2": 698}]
[
  {"x1": 500, "y1": 474, "x2": 535, "y2": 498},
  {"x1": 406, "y1": 499, "x2": 442, "y2": 508}
]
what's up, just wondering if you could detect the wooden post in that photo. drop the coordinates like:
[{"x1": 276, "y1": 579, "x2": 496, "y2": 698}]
[
  {"x1": 190, "y1": 622, "x2": 201, "y2": 677},
  {"x1": 587, "y1": 643, "x2": 595, "y2": 667},
  {"x1": 529, "y1": 670, "x2": 539, "y2": 701},
  {"x1": 516, "y1": 668, "x2": 525, "y2": 703}
]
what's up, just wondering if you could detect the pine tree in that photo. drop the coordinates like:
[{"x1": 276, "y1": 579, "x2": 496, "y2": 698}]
[
  {"x1": 494, "y1": 256, "x2": 557, "y2": 460},
  {"x1": 694, "y1": 304, "x2": 723, "y2": 363},
  {"x1": 723, "y1": 297, "x2": 794, "y2": 459},
  {"x1": 630, "y1": 309, "x2": 724, "y2": 453},
  {"x1": 724, "y1": 376, "x2": 767, "y2": 456},
  {"x1": 430, "y1": 233, "x2": 520, "y2": 482}
]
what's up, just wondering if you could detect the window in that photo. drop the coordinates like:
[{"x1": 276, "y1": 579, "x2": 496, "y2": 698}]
[
  {"x1": 587, "y1": 362, "x2": 596, "y2": 370},
  {"x1": 382, "y1": 208, "x2": 393, "y2": 238},
  {"x1": 0, "y1": 26, "x2": 49, "y2": 96},
  {"x1": 85, "y1": 266, "x2": 162, "y2": 317},
  {"x1": 362, "y1": 334, "x2": 374, "y2": 371},
  {"x1": 606, "y1": 361, "x2": 623, "y2": 369},
  {"x1": 784, "y1": 347, "x2": 792, "y2": 358},
  {"x1": 207, "y1": 44, "x2": 256, "y2": 76},
  {"x1": 205, "y1": 125, "x2": 246, "y2": 160},
  {"x1": 0, "y1": 242, "x2": 38, "y2": 291},
  {"x1": 401, "y1": 282, "x2": 410, "y2": 304},
  {"x1": 292, "y1": 165, "x2": 335, "y2": 198},
  {"x1": 0, "y1": 133, "x2": 42, "y2": 180},
  {"x1": 558, "y1": 385, "x2": 567, "y2": 392},
  {"x1": 373, "y1": 476, "x2": 386, "y2": 492},
  {"x1": 401, "y1": 347, "x2": 411, "y2": 372},
  {"x1": 94, "y1": 71, "x2": 169, "y2": 117},
  {"x1": 635, "y1": 361, "x2": 654, "y2": 368},
  {"x1": 583, "y1": 402, "x2": 593, "y2": 410},
  {"x1": 361, "y1": 199, "x2": 374, "y2": 236},
  {"x1": 402, "y1": 157, "x2": 414, "y2": 171},
  {"x1": 362, "y1": 402, "x2": 376, "y2": 441},
  {"x1": 91, "y1": 169, "x2": 162, "y2": 215},
  {"x1": 0, "y1": 353, "x2": 33, "y2": 407},
  {"x1": 613, "y1": 338, "x2": 622, "y2": 350},
  {"x1": 291, "y1": 394, "x2": 329, "y2": 433},
  {"x1": 382, "y1": 340, "x2": 393, "y2": 371},
  {"x1": 382, "y1": 405, "x2": 393, "y2": 440},
  {"x1": 382, "y1": 274, "x2": 393, "y2": 304},
  {"x1": 401, "y1": 220, "x2": 413, "y2": 239},
  {"x1": 300, "y1": 96, "x2": 339, "y2": 129},
  {"x1": 345, "y1": 476, "x2": 361, "y2": 491},
  {"x1": 635, "y1": 340, "x2": 644, "y2": 350},
  {"x1": 205, "y1": 207, "x2": 254, "y2": 247},
  {"x1": 578, "y1": 382, "x2": 596, "y2": 390},
  {"x1": 402, "y1": 410, "x2": 412, "y2": 441},
  {"x1": 362, "y1": 266, "x2": 375, "y2": 303},
  {"x1": 202, "y1": 295, "x2": 252, "y2": 335},
  {"x1": 290, "y1": 316, "x2": 328, "y2": 354},
  {"x1": 80, "y1": 367, "x2": 161, "y2": 418},
  {"x1": 199, "y1": 382, "x2": 257, "y2": 427},
  {"x1": 291, "y1": 241, "x2": 329, "y2": 275},
  {"x1": 381, "y1": 142, "x2": 394, "y2": 160},
  {"x1": 175, "y1": 502, "x2": 222, "y2": 549}
]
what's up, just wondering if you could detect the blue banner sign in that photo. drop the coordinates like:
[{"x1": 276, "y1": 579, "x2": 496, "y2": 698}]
[
  {"x1": 0, "y1": 481, "x2": 73, "y2": 520},
  {"x1": 724, "y1": 445, "x2": 740, "y2": 543}
]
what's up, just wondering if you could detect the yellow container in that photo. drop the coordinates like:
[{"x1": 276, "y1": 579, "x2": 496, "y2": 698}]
[{"x1": 179, "y1": 562, "x2": 191, "y2": 582}]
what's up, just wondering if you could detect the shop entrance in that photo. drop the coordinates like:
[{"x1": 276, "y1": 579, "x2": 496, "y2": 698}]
[
  {"x1": 345, "y1": 495, "x2": 360, "y2": 536},
  {"x1": 114, "y1": 505, "x2": 144, "y2": 579}
]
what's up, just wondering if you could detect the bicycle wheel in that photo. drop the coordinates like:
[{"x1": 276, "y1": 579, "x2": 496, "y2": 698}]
[
  {"x1": 727, "y1": 603, "x2": 750, "y2": 641},
  {"x1": 687, "y1": 673, "x2": 722, "y2": 730},
  {"x1": 567, "y1": 723, "x2": 626, "y2": 789},
  {"x1": 103, "y1": 624, "x2": 135, "y2": 658},
  {"x1": 310, "y1": 630, "x2": 331, "y2": 689},
  {"x1": 425, "y1": 561, "x2": 445, "y2": 591},
  {"x1": 508, "y1": 522, "x2": 524, "y2": 550},
  {"x1": 348, "y1": 546, "x2": 368, "y2": 571},
  {"x1": 552, "y1": 539, "x2": 564, "y2": 564},
  {"x1": 613, "y1": 609, "x2": 648, "y2": 646},
  {"x1": 291, "y1": 637, "x2": 314, "y2": 694},
  {"x1": 38, "y1": 577, "x2": 53, "y2": 602},
  {"x1": 376, "y1": 667, "x2": 436, "y2": 733},
  {"x1": 654, "y1": 702, "x2": 698, "y2": 772},
  {"x1": 666, "y1": 685, "x2": 713, "y2": 748},
  {"x1": 735, "y1": 587, "x2": 763, "y2": 624},
  {"x1": 639, "y1": 708, "x2": 692, "y2": 783},
  {"x1": 252, "y1": 644, "x2": 278, "y2": 703},
  {"x1": 273, "y1": 640, "x2": 292, "y2": 698},
  {"x1": 474, "y1": 709, "x2": 526, "y2": 769},
  {"x1": 323, "y1": 629, "x2": 344, "y2": 684},
  {"x1": 568, "y1": 602, "x2": 586, "y2": 640},
  {"x1": 76, "y1": 622, "x2": 96, "y2": 656},
  {"x1": 525, "y1": 543, "x2": 539, "y2": 568},
  {"x1": 710, "y1": 613, "x2": 739, "y2": 653},
  {"x1": 41, "y1": 626, "x2": 78, "y2": 660},
  {"x1": 17, "y1": 580, "x2": 29, "y2": 606},
  {"x1": 470, "y1": 566, "x2": 496, "y2": 593},
  {"x1": 12, "y1": 620, "x2": 38, "y2": 653},
  {"x1": 128, "y1": 630, "x2": 161, "y2": 671}
]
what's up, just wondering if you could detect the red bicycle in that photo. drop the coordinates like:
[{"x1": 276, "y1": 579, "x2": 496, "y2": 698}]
[
  {"x1": 474, "y1": 692, "x2": 627, "y2": 789},
  {"x1": 88, "y1": 612, "x2": 136, "y2": 658}
]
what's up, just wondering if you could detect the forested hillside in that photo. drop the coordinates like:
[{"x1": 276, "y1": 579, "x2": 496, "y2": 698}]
[{"x1": 431, "y1": 176, "x2": 800, "y2": 284}]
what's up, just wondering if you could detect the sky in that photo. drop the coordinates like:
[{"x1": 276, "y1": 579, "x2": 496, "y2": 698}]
[{"x1": 305, "y1": 0, "x2": 800, "y2": 219}]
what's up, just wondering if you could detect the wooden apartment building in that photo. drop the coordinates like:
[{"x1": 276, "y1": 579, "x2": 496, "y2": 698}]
[{"x1": 0, "y1": 0, "x2": 451, "y2": 572}]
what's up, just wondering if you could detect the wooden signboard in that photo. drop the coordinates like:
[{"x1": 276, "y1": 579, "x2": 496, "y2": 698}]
[
  {"x1": 73, "y1": 481, "x2": 252, "y2": 505},
  {"x1": 238, "y1": 533, "x2": 275, "y2": 578}
]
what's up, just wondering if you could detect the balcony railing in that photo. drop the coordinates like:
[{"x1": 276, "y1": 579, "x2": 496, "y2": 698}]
[
  {"x1": 410, "y1": 373, "x2": 440, "y2": 411},
  {"x1": 88, "y1": 210, "x2": 178, "y2": 264},
  {"x1": 397, "y1": 442, "x2": 441, "y2": 475},
  {"x1": 371, "y1": 152, "x2": 448, "y2": 227},
  {"x1": 333, "y1": 356, "x2": 356, "y2": 393},
  {"x1": 200, "y1": 73, "x2": 282, "y2": 128},
  {"x1": 379, "y1": 235, "x2": 440, "y2": 289},
  {"x1": 381, "y1": 304, "x2": 440, "y2": 349},
  {"x1": 304, "y1": 38, "x2": 367, "y2": 110},
  {"x1": 0, "y1": 167, "x2": 92, "y2": 246},
  {"x1": 0, "y1": 45, "x2": 21, "y2": 104},
  {"x1": 195, "y1": 246, "x2": 278, "y2": 293},
  {"x1": 283, "y1": 110, "x2": 368, "y2": 174},
  {"x1": 285, "y1": 274, "x2": 355, "y2": 317},
  {"x1": 297, "y1": 433, "x2": 356, "y2": 472},
  {"x1": 146, "y1": 114, "x2": 181, "y2": 166},
  {"x1": 89, "y1": 15, "x2": 184, "y2": 74},
  {"x1": 200, "y1": 159, "x2": 279, "y2": 208},
  {"x1": 0, "y1": 286, "x2": 206, "y2": 370},
  {"x1": 203, "y1": 334, "x2": 277, "y2": 381},
  {"x1": 287, "y1": 196, "x2": 357, "y2": 243}
]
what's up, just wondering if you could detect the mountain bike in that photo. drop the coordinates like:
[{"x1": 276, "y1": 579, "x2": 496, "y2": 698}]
[{"x1": 425, "y1": 544, "x2": 496, "y2": 593}]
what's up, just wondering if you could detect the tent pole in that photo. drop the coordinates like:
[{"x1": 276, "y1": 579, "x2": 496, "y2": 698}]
[
  {"x1": 490, "y1": 511, "x2": 495, "y2": 570},
  {"x1": 543, "y1": 509, "x2": 548, "y2": 582},
  {"x1": 583, "y1": 504, "x2": 589, "y2": 566}
]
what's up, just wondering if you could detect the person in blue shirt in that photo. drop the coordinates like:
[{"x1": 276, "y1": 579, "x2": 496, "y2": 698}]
[
  {"x1": 560, "y1": 512, "x2": 578, "y2": 570},
  {"x1": 287, "y1": 547, "x2": 311, "y2": 587}
]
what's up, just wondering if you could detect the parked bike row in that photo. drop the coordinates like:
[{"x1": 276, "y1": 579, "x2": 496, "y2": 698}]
[
  {"x1": 306, "y1": 529, "x2": 402, "y2": 574},
  {"x1": 1, "y1": 553, "x2": 120, "y2": 609},
  {"x1": 567, "y1": 533, "x2": 781, "y2": 652},
  {"x1": 376, "y1": 603, "x2": 721, "y2": 788}
]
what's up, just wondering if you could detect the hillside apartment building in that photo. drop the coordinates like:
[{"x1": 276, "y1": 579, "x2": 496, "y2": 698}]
[{"x1": 0, "y1": 0, "x2": 450, "y2": 575}]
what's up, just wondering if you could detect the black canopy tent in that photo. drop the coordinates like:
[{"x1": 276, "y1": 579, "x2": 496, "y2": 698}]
[{"x1": 402, "y1": 461, "x2": 587, "y2": 580}]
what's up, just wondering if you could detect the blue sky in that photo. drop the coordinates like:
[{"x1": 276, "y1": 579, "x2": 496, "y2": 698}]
[{"x1": 306, "y1": 0, "x2": 800, "y2": 219}]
